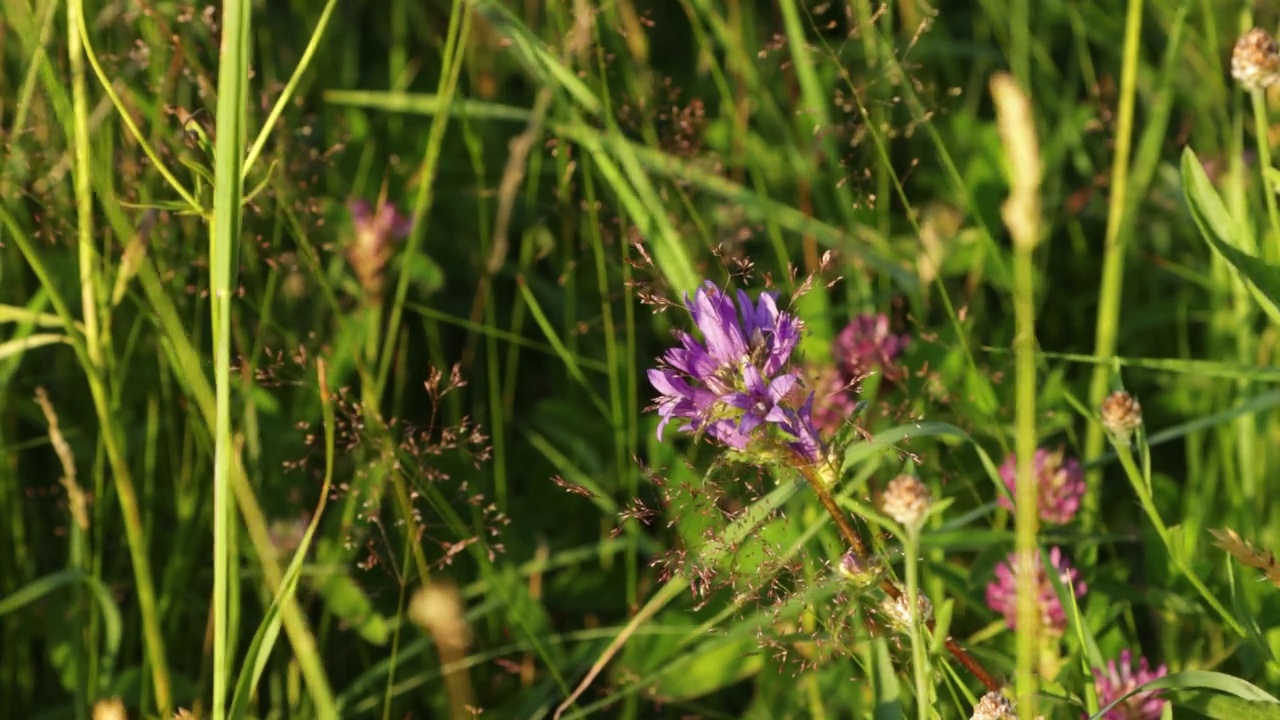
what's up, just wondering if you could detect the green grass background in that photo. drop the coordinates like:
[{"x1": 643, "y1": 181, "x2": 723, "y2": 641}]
[{"x1": 3, "y1": 0, "x2": 1280, "y2": 718}]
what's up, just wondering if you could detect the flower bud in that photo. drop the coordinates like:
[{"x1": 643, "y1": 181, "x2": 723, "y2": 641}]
[
  {"x1": 1233, "y1": 28, "x2": 1280, "y2": 92},
  {"x1": 837, "y1": 548, "x2": 879, "y2": 588},
  {"x1": 970, "y1": 692, "x2": 1017, "y2": 720},
  {"x1": 879, "y1": 589, "x2": 932, "y2": 631},
  {"x1": 1100, "y1": 390, "x2": 1143, "y2": 445},
  {"x1": 881, "y1": 474, "x2": 932, "y2": 530}
]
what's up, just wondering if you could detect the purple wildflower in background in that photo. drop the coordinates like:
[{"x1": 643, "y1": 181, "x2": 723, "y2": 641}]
[
  {"x1": 648, "y1": 281, "x2": 824, "y2": 463},
  {"x1": 835, "y1": 313, "x2": 910, "y2": 382},
  {"x1": 347, "y1": 198, "x2": 413, "y2": 295},
  {"x1": 997, "y1": 447, "x2": 1086, "y2": 524},
  {"x1": 808, "y1": 364, "x2": 859, "y2": 436},
  {"x1": 1091, "y1": 649, "x2": 1168, "y2": 720},
  {"x1": 808, "y1": 313, "x2": 910, "y2": 436},
  {"x1": 985, "y1": 546, "x2": 1085, "y2": 635},
  {"x1": 350, "y1": 198, "x2": 413, "y2": 244}
]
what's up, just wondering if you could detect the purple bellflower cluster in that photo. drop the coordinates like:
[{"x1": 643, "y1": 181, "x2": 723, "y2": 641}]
[{"x1": 648, "y1": 282, "x2": 824, "y2": 465}]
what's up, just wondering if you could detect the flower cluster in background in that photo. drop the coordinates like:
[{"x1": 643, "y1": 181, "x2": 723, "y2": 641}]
[
  {"x1": 646, "y1": 283, "x2": 1171, "y2": 719},
  {"x1": 984, "y1": 546, "x2": 1085, "y2": 635},
  {"x1": 1092, "y1": 649, "x2": 1168, "y2": 720},
  {"x1": 997, "y1": 447, "x2": 1085, "y2": 525},
  {"x1": 810, "y1": 312, "x2": 910, "y2": 435},
  {"x1": 346, "y1": 198, "x2": 413, "y2": 297},
  {"x1": 648, "y1": 282, "x2": 824, "y2": 464}
]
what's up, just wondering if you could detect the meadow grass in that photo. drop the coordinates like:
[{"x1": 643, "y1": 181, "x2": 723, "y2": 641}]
[{"x1": 4, "y1": 1, "x2": 1280, "y2": 718}]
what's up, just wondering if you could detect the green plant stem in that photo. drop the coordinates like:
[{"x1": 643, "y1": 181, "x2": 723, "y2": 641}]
[
  {"x1": 66, "y1": 1, "x2": 172, "y2": 712},
  {"x1": 1082, "y1": 0, "x2": 1145, "y2": 529},
  {"x1": 210, "y1": 0, "x2": 252, "y2": 716},
  {"x1": 1251, "y1": 91, "x2": 1280, "y2": 263},
  {"x1": 1112, "y1": 440, "x2": 1248, "y2": 637},
  {"x1": 903, "y1": 527, "x2": 930, "y2": 720},
  {"x1": 1011, "y1": 199, "x2": 1040, "y2": 720},
  {"x1": 240, "y1": 0, "x2": 339, "y2": 182},
  {"x1": 66, "y1": 0, "x2": 101, "y2": 709},
  {"x1": 375, "y1": 0, "x2": 471, "y2": 396},
  {"x1": 70, "y1": 0, "x2": 200, "y2": 214},
  {"x1": 0, "y1": 205, "x2": 172, "y2": 713},
  {"x1": 793, "y1": 458, "x2": 999, "y2": 693}
]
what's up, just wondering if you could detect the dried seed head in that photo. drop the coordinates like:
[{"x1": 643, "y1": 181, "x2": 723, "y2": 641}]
[
  {"x1": 879, "y1": 589, "x2": 932, "y2": 631},
  {"x1": 881, "y1": 474, "x2": 932, "y2": 529},
  {"x1": 1210, "y1": 527, "x2": 1280, "y2": 589},
  {"x1": 1233, "y1": 28, "x2": 1280, "y2": 92},
  {"x1": 409, "y1": 581, "x2": 477, "y2": 711},
  {"x1": 971, "y1": 691, "x2": 1017, "y2": 720},
  {"x1": 1100, "y1": 390, "x2": 1143, "y2": 444}
]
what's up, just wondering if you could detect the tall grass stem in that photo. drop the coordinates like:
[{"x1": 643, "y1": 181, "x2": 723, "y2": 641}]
[
  {"x1": 1250, "y1": 91, "x2": 1280, "y2": 262},
  {"x1": 1082, "y1": 0, "x2": 1145, "y2": 528},
  {"x1": 903, "y1": 528, "x2": 930, "y2": 720},
  {"x1": 210, "y1": 0, "x2": 253, "y2": 715},
  {"x1": 990, "y1": 70, "x2": 1043, "y2": 719}
]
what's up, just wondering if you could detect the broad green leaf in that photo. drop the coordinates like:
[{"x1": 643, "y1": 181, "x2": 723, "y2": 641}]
[
  {"x1": 871, "y1": 638, "x2": 904, "y2": 720},
  {"x1": 1087, "y1": 670, "x2": 1280, "y2": 720},
  {"x1": 397, "y1": 251, "x2": 445, "y2": 294},
  {"x1": 313, "y1": 560, "x2": 391, "y2": 646},
  {"x1": 1177, "y1": 691, "x2": 1280, "y2": 719},
  {"x1": 647, "y1": 632, "x2": 765, "y2": 701},
  {"x1": 1181, "y1": 147, "x2": 1280, "y2": 325}
]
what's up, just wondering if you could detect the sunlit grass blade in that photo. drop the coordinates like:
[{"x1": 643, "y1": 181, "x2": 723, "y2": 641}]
[{"x1": 210, "y1": 0, "x2": 253, "y2": 715}]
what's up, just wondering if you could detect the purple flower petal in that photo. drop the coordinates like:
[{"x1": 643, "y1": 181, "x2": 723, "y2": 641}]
[
  {"x1": 1090, "y1": 649, "x2": 1168, "y2": 720},
  {"x1": 646, "y1": 281, "x2": 826, "y2": 460}
]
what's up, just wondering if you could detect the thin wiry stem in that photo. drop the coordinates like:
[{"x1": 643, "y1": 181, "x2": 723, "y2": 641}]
[{"x1": 792, "y1": 456, "x2": 1000, "y2": 693}]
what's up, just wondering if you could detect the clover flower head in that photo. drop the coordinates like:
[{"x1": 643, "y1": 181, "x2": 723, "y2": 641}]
[
  {"x1": 971, "y1": 692, "x2": 1018, "y2": 720},
  {"x1": 838, "y1": 548, "x2": 878, "y2": 587},
  {"x1": 882, "y1": 474, "x2": 932, "y2": 530},
  {"x1": 807, "y1": 312, "x2": 910, "y2": 436},
  {"x1": 985, "y1": 546, "x2": 1085, "y2": 635},
  {"x1": 1100, "y1": 391, "x2": 1143, "y2": 445},
  {"x1": 808, "y1": 363, "x2": 859, "y2": 436},
  {"x1": 1232, "y1": 28, "x2": 1280, "y2": 92},
  {"x1": 647, "y1": 282, "x2": 823, "y2": 464},
  {"x1": 1091, "y1": 649, "x2": 1168, "y2": 720},
  {"x1": 834, "y1": 312, "x2": 910, "y2": 382},
  {"x1": 347, "y1": 199, "x2": 412, "y2": 295},
  {"x1": 998, "y1": 447, "x2": 1085, "y2": 524}
]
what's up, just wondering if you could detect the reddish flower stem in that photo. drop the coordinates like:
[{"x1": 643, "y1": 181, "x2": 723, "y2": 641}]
[{"x1": 795, "y1": 457, "x2": 1001, "y2": 693}]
